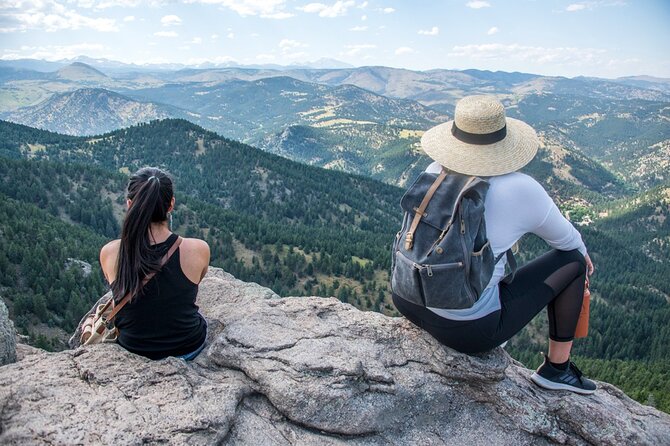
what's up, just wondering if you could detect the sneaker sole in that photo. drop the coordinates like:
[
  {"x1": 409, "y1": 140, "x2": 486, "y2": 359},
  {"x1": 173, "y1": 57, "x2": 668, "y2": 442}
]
[{"x1": 530, "y1": 373, "x2": 596, "y2": 395}]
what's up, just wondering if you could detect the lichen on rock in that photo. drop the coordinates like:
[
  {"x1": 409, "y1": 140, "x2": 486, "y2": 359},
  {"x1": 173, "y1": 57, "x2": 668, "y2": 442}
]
[{"x1": 1, "y1": 268, "x2": 669, "y2": 445}]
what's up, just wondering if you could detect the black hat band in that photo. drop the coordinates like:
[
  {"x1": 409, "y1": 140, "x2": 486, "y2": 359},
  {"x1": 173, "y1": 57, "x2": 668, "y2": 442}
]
[{"x1": 451, "y1": 122, "x2": 507, "y2": 145}]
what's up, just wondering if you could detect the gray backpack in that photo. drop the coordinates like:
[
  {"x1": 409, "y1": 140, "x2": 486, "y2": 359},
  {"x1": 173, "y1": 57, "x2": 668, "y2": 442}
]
[{"x1": 391, "y1": 168, "x2": 516, "y2": 309}]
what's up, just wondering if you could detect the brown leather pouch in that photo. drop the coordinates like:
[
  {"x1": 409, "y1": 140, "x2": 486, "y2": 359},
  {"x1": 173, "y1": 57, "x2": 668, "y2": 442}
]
[{"x1": 574, "y1": 277, "x2": 590, "y2": 339}]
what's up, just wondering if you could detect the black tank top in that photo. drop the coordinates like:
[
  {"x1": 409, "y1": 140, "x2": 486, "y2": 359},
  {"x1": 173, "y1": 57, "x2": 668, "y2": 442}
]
[{"x1": 114, "y1": 234, "x2": 207, "y2": 360}]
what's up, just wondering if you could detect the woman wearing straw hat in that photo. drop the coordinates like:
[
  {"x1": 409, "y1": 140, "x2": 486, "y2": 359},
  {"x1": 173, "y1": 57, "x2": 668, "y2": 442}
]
[{"x1": 392, "y1": 95, "x2": 596, "y2": 394}]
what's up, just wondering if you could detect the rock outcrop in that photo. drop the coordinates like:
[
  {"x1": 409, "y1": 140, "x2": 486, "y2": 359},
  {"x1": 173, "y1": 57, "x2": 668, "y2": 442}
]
[
  {"x1": 1, "y1": 268, "x2": 669, "y2": 445},
  {"x1": 0, "y1": 298, "x2": 16, "y2": 366}
]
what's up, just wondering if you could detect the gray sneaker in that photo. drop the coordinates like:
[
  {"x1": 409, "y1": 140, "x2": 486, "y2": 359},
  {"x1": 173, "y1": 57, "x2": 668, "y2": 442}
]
[{"x1": 530, "y1": 356, "x2": 597, "y2": 395}]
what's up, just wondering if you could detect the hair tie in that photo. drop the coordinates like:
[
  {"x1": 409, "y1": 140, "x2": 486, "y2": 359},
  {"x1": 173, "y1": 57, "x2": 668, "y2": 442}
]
[{"x1": 147, "y1": 175, "x2": 158, "y2": 182}]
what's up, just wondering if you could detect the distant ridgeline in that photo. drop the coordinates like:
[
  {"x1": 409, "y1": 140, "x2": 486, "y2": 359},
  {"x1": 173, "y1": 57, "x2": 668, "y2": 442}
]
[
  {"x1": 2, "y1": 64, "x2": 668, "y2": 192},
  {"x1": 0, "y1": 118, "x2": 668, "y2": 413}
]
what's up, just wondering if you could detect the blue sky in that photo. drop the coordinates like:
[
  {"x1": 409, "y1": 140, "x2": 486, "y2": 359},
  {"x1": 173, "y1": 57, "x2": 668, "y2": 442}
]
[{"x1": 1, "y1": 0, "x2": 669, "y2": 78}]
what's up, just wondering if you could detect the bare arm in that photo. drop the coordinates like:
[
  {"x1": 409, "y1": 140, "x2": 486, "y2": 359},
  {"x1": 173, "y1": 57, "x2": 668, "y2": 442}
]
[{"x1": 99, "y1": 240, "x2": 120, "y2": 284}]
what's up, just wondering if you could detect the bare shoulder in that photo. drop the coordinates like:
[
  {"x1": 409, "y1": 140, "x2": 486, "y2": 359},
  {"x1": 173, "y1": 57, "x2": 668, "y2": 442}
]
[
  {"x1": 178, "y1": 237, "x2": 210, "y2": 265},
  {"x1": 100, "y1": 239, "x2": 121, "y2": 260},
  {"x1": 178, "y1": 237, "x2": 210, "y2": 284},
  {"x1": 100, "y1": 239, "x2": 120, "y2": 283},
  {"x1": 179, "y1": 237, "x2": 210, "y2": 256}
]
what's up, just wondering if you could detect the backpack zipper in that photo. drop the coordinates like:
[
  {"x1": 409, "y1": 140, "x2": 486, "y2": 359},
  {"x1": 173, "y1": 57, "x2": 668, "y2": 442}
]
[
  {"x1": 427, "y1": 222, "x2": 453, "y2": 256},
  {"x1": 411, "y1": 260, "x2": 463, "y2": 272}
]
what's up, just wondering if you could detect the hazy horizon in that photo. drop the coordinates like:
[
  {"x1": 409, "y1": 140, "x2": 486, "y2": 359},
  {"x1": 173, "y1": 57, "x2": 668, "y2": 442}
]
[
  {"x1": 6, "y1": 54, "x2": 670, "y2": 83},
  {"x1": 1, "y1": 1, "x2": 669, "y2": 79}
]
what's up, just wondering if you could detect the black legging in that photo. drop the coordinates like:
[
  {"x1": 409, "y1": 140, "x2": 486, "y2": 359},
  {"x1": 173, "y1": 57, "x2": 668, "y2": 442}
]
[{"x1": 393, "y1": 249, "x2": 587, "y2": 354}]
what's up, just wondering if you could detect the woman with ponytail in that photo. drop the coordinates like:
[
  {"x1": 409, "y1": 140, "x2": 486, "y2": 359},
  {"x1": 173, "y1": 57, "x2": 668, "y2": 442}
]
[{"x1": 99, "y1": 167, "x2": 210, "y2": 360}]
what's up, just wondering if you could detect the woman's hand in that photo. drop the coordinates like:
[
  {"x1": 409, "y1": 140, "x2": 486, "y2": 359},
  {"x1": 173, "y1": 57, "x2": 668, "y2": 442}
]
[{"x1": 585, "y1": 253, "x2": 595, "y2": 276}]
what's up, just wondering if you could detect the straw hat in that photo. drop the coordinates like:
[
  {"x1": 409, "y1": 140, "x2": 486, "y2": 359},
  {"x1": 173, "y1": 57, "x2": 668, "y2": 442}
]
[{"x1": 421, "y1": 95, "x2": 539, "y2": 177}]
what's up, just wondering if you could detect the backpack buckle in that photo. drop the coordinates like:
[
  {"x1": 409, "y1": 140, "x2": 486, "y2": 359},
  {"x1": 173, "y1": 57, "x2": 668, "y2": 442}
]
[
  {"x1": 405, "y1": 232, "x2": 414, "y2": 250},
  {"x1": 412, "y1": 207, "x2": 427, "y2": 217}
]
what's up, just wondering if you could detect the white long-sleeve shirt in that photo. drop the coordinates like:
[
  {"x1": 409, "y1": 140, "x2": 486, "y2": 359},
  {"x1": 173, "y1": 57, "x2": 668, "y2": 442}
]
[{"x1": 424, "y1": 161, "x2": 587, "y2": 321}]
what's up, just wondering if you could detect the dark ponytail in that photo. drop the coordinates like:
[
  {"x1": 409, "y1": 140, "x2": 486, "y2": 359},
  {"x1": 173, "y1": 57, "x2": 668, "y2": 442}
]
[{"x1": 112, "y1": 167, "x2": 174, "y2": 302}]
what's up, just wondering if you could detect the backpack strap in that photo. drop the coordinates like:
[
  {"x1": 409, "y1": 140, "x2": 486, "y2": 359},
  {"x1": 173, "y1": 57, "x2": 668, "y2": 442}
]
[
  {"x1": 495, "y1": 248, "x2": 518, "y2": 284},
  {"x1": 442, "y1": 176, "x2": 479, "y2": 233},
  {"x1": 102, "y1": 236, "x2": 183, "y2": 327},
  {"x1": 405, "y1": 168, "x2": 448, "y2": 250}
]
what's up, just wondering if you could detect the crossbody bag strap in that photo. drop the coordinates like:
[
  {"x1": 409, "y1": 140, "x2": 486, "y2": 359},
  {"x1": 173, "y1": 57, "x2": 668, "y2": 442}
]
[
  {"x1": 105, "y1": 236, "x2": 183, "y2": 324},
  {"x1": 405, "y1": 168, "x2": 448, "y2": 250}
]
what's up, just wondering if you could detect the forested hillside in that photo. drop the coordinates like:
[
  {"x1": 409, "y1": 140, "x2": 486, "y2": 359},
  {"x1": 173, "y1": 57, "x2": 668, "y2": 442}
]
[
  {"x1": 3, "y1": 88, "x2": 182, "y2": 136},
  {"x1": 1, "y1": 119, "x2": 668, "y2": 412},
  {"x1": 509, "y1": 94, "x2": 670, "y2": 189},
  {"x1": 0, "y1": 120, "x2": 406, "y2": 345}
]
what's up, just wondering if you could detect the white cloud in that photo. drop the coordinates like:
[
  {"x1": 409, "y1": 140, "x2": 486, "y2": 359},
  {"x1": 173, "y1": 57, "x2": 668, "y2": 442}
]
[
  {"x1": 1, "y1": 43, "x2": 106, "y2": 61},
  {"x1": 341, "y1": 43, "x2": 376, "y2": 56},
  {"x1": 227, "y1": 32, "x2": 235, "y2": 38},
  {"x1": 566, "y1": 3, "x2": 586, "y2": 11},
  {"x1": 382, "y1": 7, "x2": 394, "y2": 13},
  {"x1": 191, "y1": 37, "x2": 203, "y2": 44},
  {"x1": 0, "y1": 11, "x2": 119, "y2": 33},
  {"x1": 299, "y1": 3, "x2": 326, "y2": 13},
  {"x1": 94, "y1": 0, "x2": 145, "y2": 9},
  {"x1": 123, "y1": 15, "x2": 135, "y2": 22},
  {"x1": 0, "y1": 0, "x2": 120, "y2": 33},
  {"x1": 564, "y1": 1, "x2": 628, "y2": 12},
  {"x1": 487, "y1": 26, "x2": 498, "y2": 35},
  {"x1": 358, "y1": 1, "x2": 368, "y2": 8},
  {"x1": 277, "y1": 39, "x2": 310, "y2": 60},
  {"x1": 211, "y1": 33, "x2": 219, "y2": 39},
  {"x1": 185, "y1": 0, "x2": 293, "y2": 19},
  {"x1": 73, "y1": 0, "x2": 96, "y2": 8},
  {"x1": 154, "y1": 31, "x2": 178, "y2": 37},
  {"x1": 161, "y1": 15, "x2": 182, "y2": 26},
  {"x1": 299, "y1": 1, "x2": 355, "y2": 18},
  {"x1": 349, "y1": 25, "x2": 367, "y2": 31},
  {"x1": 361, "y1": 14, "x2": 367, "y2": 20},
  {"x1": 448, "y1": 43, "x2": 607, "y2": 66},
  {"x1": 466, "y1": 1, "x2": 491, "y2": 9},
  {"x1": 262, "y1": 12, "x2": 294, "y2": 18},
  {"x1": 395, "y1": 46, "x2": 413, "y2": 55},
  {"x1": 418, "y1": 26, "x2": 439, "y2": 36}
]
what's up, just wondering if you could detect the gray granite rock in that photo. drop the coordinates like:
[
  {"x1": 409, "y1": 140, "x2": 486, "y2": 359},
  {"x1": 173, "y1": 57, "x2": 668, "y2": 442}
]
[
  {"x1": 0, "y1": 298, "x2": 17, "y2": 366},
  {"x1": 2, "y1": 268, "x2": 669, "y2": 445}
]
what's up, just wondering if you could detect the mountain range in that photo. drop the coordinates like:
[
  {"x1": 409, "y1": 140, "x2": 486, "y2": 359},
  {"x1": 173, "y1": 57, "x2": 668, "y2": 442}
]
[
  {"x1": 0, "y1": 56, "x2": 356, "y2": 74},
  {"x1": 2, "y1": 60, "x2": 668, "y2": 192}
]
